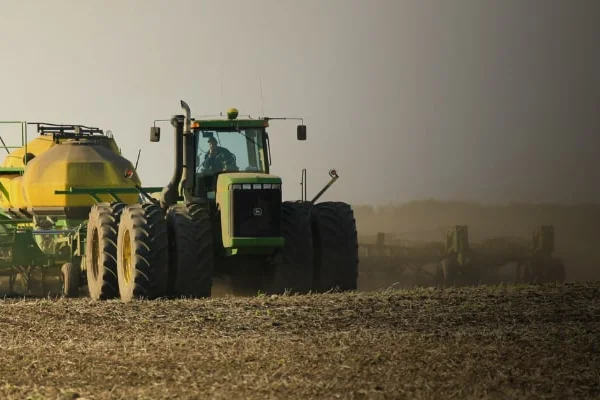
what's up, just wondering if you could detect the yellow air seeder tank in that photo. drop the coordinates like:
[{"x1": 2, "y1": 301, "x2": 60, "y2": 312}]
[{"x1": 0, "y1": 135, "x2": 141, "y2": 210}]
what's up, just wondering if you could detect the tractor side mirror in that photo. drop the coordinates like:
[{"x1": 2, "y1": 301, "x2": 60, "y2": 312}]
[
  {"x1": 297, "y1": 125, "x2": 307, "y2": 140},
  {"x1": 150, "y1": 126, "x2": 161, "y2": 142}
]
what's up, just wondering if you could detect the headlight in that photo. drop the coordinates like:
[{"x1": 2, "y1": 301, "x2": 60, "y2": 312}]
[{"x1": 229, "y1": 183, "x2": 282, "y2": 190}]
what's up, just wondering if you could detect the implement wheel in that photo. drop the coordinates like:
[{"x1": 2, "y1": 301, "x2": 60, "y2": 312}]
[
  {"x1": 117, "y1": 203, "x2": 169, "y2": 301},
  {"x1": 166, "y1": 203, "x2": 214, "y2": 298},
  {"x1": 311, "y1": 201, "x2": 359, "y2": 292},
  {"x1": 61, "y1": 262, "x2": 80, "y2": 298},
  {"x1": 86, "y1": 203, "x2": 124, "y2": 300}
]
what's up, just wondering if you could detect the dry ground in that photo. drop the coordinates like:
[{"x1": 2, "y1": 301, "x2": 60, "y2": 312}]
[{"x1": 0, "y1": 282, "x2": 598, "y2": 400}]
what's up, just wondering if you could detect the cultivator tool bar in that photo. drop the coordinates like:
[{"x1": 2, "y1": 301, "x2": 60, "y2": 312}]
[
  {"x1": 55, "y1": 186, "x2": 163, "y2": 203},
  {"x1": 359, "y1": 225, "x2": 566, "y2": 287}
]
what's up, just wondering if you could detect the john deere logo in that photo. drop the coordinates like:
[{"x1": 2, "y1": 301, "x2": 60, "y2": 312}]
[{"x1": 253, "y1": 207, "x2": 263, "y2": 216}]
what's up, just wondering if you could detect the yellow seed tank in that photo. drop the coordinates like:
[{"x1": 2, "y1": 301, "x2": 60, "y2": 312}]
[{"x1": 0, "y1": 134, "x2": 141, "y2": 210}]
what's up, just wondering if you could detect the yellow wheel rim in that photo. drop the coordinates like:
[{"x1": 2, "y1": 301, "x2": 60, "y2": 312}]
[{"x1": 122, "y1": 230, "x2": 133, "y2": 284}]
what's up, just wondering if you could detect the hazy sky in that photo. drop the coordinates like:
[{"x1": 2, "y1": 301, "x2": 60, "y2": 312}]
[{"x1": 0, "y1": 0, "x2": 598, "y2": 206}]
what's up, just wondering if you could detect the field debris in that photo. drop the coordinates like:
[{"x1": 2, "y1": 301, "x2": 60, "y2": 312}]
[{"x1": 0, "y1": 283, "x2": 598, "y2": 399}]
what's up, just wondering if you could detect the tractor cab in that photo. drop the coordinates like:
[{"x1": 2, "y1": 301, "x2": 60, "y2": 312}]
[
  {"x1": 191, "y1": 109, "x2": 272, "y2": 198},
  {"x1": 149, "y1": 104, "x2": 306, "y2": 252}
]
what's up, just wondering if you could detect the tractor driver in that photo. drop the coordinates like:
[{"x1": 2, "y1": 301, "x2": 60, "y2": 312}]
[{"x1": 201, "y1": 137, "x2": 237, "y2": 174}]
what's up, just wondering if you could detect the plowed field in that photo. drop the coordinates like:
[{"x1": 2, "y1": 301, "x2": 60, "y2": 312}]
[{"x1": 0, "y1": 282, "x2": 598, "y2": 399}]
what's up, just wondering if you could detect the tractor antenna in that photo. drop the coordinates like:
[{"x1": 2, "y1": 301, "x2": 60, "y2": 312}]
[
  {"x1": 219, "y1": 53, "x2": 225, "y2": 114},
  {"x1": 260, "y1": 75, "x2": 265, "y2": 118},
  {"x1": 220, "y1": 72, "x2": 223, "y2": 114}
]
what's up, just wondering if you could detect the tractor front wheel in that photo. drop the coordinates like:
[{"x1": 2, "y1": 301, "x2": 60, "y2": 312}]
[
  {"x1": 311, "y1": 201, "x2": 359, "y2": 293},
  {"x1": 263, "y1": 201, "x2": 314, "y2": 295}
]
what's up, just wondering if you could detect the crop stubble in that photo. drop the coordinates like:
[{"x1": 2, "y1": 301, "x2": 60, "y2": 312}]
[{"x1": 0, "y1": 283, "x2": 598, "y2": 399}]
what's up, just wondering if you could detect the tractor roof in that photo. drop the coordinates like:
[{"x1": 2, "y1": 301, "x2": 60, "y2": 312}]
[{"x1": 190, "y1": 107, "x2": 268, "y2": 131}]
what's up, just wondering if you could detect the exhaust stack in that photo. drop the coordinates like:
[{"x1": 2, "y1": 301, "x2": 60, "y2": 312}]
[
  {"x1": 159, "y1": 114, "x2": 185, "y2": 209},
  {"x1": 180, "y1": 100, "x2": 195, "y2": 193}
]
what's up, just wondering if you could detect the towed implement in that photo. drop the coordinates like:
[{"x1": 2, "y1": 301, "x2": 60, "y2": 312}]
[
  {"x1": 359, "y1": 225, "x2": 565, "y2": 287},
  {"x1": 0, "y1": 121, "x2": 160, "y2": 297},
  {"x1": 439, "y1": 225, "x2": 566, "y2": 286},
  {"x1": 0, "y1": 101, "x2": 359, "y2": 301}
]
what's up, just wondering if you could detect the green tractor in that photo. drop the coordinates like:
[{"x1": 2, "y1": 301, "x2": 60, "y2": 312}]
[{"x1": 88, "y1": 100, "x2": 359, "y2": 300}]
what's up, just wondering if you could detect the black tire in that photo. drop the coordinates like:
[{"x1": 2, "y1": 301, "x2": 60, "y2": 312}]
[
  {"x1": 61, "y1": 262, "x2": 80, "y2": 298},
  {"x1": 116, "y1": 203, "x2": 169, "y2": 301},
  {"x1": 86, "y1": 203, "x2": 123, "y2": 300},
  {"x1": 166, "y1": 203, "x2": 214, "y2": 298},
  {"x1": 311, "y1": 201, "x2": 359, "y2": 292},
  {"x1": 264, "y1": 201, "x2": 314, "y2": 295}
]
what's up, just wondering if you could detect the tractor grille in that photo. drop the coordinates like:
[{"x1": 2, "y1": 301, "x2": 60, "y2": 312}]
[{"x1": 231, "y1": 188, "x2": 282, "y2": 237}]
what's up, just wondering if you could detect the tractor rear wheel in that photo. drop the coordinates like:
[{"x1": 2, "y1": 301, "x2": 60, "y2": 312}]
[
  {"x1": 166, "y1": 203, "x2": 214, "y2": 298},
  {"x1": 61, "y1": 262, "x2": 80, "y2": 298},
  {"x1": 263, "y1": 201, "x2": 313, "y2": 295},
  {"x1": 116, "y1": 203, "x2": 169, "y2": 301},
  {"x1": 86, "y1": 203, "x2": 123, "y2": 300},
  {"x1": 311, "y1": 201, "x2": 359, "y2": 292}
]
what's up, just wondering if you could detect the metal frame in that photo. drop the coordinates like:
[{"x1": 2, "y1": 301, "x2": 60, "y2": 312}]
[{"x1": 358, "y1": 225, "x2": 566, "y2": 287}]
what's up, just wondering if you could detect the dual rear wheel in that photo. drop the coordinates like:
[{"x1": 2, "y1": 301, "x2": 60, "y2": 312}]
[{"x1": 265, "y1": 200, "x2": 359, "y2": 295}]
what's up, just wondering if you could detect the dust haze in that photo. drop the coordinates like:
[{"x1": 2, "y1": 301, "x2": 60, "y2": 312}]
[
  {"x1": 0, "y1": 0, "x2": 598, "y2": 288},
  {"x1": 1, "y1": 0, "x2": 598, "y2": 206}
]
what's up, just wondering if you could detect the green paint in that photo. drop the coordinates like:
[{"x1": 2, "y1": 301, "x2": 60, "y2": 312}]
[
  {"x1": 215, "y1": 173, "x2": 283, "y2": 249},
  {"x1": 445, "y1": 225, "x2": 471, "y2": 266},
  {"x1": 0, "y1": 182, "x2": 9, "y2": 204},
  {"x1": 0, "y1": 167, "x2": 25, "y2": 175}
]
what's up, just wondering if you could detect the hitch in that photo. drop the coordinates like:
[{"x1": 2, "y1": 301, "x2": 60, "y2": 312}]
[
  {"x1": 310, "y1": 169, "x2": 339, "y2": 204},
  {"x1": 124, "y1": 168, "x2": 160, "y2": 206}
]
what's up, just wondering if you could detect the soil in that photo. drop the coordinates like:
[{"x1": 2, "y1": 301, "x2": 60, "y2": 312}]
[{"x1": 0, "y1": 282, "x2": 598, "y2": 399}]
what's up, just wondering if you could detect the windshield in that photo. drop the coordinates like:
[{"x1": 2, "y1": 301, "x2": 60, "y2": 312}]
[{"x1": 196, "y1": 128, "x2": 267, "y2": 176}]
